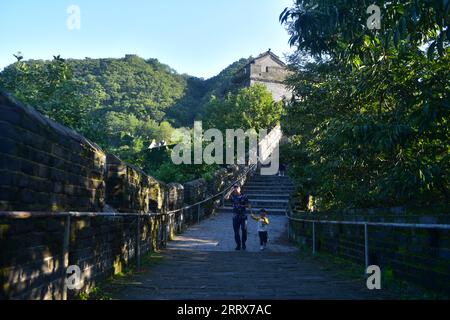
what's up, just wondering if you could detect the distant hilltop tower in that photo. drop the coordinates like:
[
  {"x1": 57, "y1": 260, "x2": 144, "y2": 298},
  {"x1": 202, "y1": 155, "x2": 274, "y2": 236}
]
[{"x1": 237, "y1": 49, "x2": 293, "y2": 101}]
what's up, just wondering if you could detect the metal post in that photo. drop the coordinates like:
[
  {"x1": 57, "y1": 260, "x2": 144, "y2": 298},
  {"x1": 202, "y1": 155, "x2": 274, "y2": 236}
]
[
  {"x1": 312, "y1": 221, "x2": 316, "y2": 255},
  {"x1": 161, "y1": 214, "x2": 166, "y2": 248},
  {"x1": 180, "y1": 208, "x2": 183, "y2": 232},
  {"x1": 287, "y1": 218, "x2": 290, "y2": 240},
  {"x1": 136, "y1": 215, "x2": 141, "y2": 269},
  {"x1": 197, "y1": 204, "x2": 201, "y2": 224},
  {"x1": 62, "y1": 215, "x2": 71, "y2": 300},
  {"x1": 364, "y1": 223, "x2": 369, "y2": 273},
  {"x1": 287, "y1": 209, "x2": 291, "y2": 240}
]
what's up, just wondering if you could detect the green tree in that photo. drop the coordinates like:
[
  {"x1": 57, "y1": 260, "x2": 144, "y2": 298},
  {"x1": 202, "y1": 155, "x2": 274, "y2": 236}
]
[
  {"x1": 205, "y1": 84, "x2": 284, "y2": 131},
  {"x1": 0, "y1": 55, "x2": 95, "y2": 132},
  {"x1": 280, "y1": 0, "x2": 449, "y2": 210}
]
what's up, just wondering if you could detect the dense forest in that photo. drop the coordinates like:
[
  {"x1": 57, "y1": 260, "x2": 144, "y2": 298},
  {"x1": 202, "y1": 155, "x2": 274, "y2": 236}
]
[
  {"x1": 280, "y1": 0, "x2": 449, "y2": 210},
  {"x1": 0, "y1": 54, "x2": 251, "y2": 127}
]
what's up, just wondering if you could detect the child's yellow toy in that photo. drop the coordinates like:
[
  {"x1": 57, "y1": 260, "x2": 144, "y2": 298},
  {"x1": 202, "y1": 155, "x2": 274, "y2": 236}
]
[{"x1": 251, "y1": 213, "x2": 270, "y2": 225}]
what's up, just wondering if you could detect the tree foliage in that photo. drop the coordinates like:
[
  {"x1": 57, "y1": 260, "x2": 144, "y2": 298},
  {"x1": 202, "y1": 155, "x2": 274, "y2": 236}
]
[
  {"x1": 204, "y1": 84, "x2": 284, "y2": 132},
  {"x1": 0, "y1": 55, "x2": 179, "y2": 171},
  {"x1": 0, "y1": 55, "x2": 94, "y2": 131},
  {"x1": 280, "y1": 0, "x2": 449, "y2": 210}
]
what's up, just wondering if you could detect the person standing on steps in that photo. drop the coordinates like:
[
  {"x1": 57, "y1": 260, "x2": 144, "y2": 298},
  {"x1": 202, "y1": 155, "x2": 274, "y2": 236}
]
[{"x1": 225, "y1": 184, "x2": 252, "y2": 251}]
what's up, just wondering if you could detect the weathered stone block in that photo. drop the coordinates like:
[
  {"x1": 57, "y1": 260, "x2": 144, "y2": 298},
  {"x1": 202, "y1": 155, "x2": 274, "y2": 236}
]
[
  {"x1": 32, "y1": 150, "x2": 51, "y2": 166},
  {"x1": 0, "y1": 154, "x2": 21, "y2": 172},
  {"x1": 52, "y1": 182, "x2": 63, "y2": 194},
  {"x1": 0, "y1": 187, "x2": 15, "y2": 201},
  {"x1": 183, "y1": 179, "x2": 207, "y2": 205},
  {"x1": 19, "y1": 189, "x2": 36, "y2": 204},
  {"x1": 168, "y1": 183, "x2": 184, "y2": 210},
  {"x1": 0, "y1": 105, "x2": 22, "y2": 125},
  {"x1": 0, "y1": 122, "x2": 23, "y2": 142},
  {"x1": 0, "y1": 170, "x2": 13, "y2": 187},
  {"x1": 52, "y1": 157, "x2": 66, "y2": 170},
  {"x1": 0, "y1": 201, "x2": 11, "y2": 211},
  {"x1": 20, "y1": 160, "x2": 37, "y2": 176},
  {"x1": 51, "y1": 144, "x2": 67, "y2": 160},
  {"x1": 211, "y1": 168, "x2": 228, "y2": 194},
  {"x1": 0, "y1": 138, "x2": 17, "y2": 155},
  {"x1": 50, "y1": 169, "x2": 65, "y2": 182}
]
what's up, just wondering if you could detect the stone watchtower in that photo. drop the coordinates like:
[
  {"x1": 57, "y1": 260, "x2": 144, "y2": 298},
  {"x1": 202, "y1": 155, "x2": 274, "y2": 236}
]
[{"x1": 237, "y1": 50, "x2": 292, "y2": 101}]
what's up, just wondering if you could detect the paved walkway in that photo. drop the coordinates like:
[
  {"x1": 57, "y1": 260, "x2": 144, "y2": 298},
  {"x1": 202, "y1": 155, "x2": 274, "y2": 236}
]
[
  {"x1": 167, "y1": 211, "x2": 296, "y2": 253},
  {"x1": 112, "y1": 212, "x2": 386, "y2": 300}
]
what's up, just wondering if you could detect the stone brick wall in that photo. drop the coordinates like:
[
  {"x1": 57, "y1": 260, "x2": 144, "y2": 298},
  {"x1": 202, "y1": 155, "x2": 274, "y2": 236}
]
[
  {"x1": 208, "y1": 165, "x2": 251, "y2": 200},
  {"x1": 289, "y1": 210, "x2": 450, "y2": 294},
  {"x1": 0, "y1": 92, "x2": 106, "y2": 212},
  {"x1": 247, "y1": 53, "x2": 293, "y2": 101},
  {"x1": 183, "y1": 179, "x2": 208, "y2": 205},
  {"x1": 105, "y1": 154, "x2": 167, "y2": 213},
  {"x1": 167, "y1": 183, "x2": 184, "y2": 211},
  {"x1": 0, "y1": 213, "x2": 170, "y2": 299},
  {"x1": 210, "y1": 168, "x2": 229, "y2": 195},
  {"x1": 0, "y1": 216, "x2": 65, "y2": 299}
]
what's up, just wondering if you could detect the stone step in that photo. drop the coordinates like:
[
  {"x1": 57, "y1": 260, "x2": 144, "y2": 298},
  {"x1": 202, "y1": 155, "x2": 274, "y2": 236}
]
[
  {"x1": 249, "y1": 198, "x2": 289, "y2": 203},
  {"x1": 246, "y1": 181, "x2": 293, "y2": 185},
  {"x1": 248, "y1": 180, "x2": 293, "y2": 185},
  {"x1": 251, "y1": 174, "x2": 292, "y2": 178},
  {"x1": 242, "y1": 187, "x2": 295, "y2": 193},
  {"x1": 242, "y1": 191, "x2": 293, "y2": 197},
  {"x1": 225, "y1": 203, "x2": 288, "y2": 209},
  {"x1": 226, "y1": 199, "x2": 289, "y2": 206},
  {"x1": 245, "y1": 194, "x2": 290, "y2": 200},
  {"x1": 245, "y1": 182, "x2": 294, "y2": 187},
  {"x1": 245, "y1": 186, "x2": 293, "y2": 190},
  {"x1": 218, "y1": 206, "x2": 287, "y2": 215},
  {"x1": 252, "y1": 203, "x2": 289, "y2": 209},
  {"x1": 244, "y1": 184, "x2": 294, "y2": 189},
  {"x1": 250, "y1": 174, "x2": 292, "y2": 178}
]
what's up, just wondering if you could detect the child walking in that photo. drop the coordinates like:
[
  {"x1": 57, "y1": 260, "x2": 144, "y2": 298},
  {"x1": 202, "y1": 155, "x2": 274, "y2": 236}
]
[{"x1": 251, "y1": 209, "x2": 270, "y2": 250}]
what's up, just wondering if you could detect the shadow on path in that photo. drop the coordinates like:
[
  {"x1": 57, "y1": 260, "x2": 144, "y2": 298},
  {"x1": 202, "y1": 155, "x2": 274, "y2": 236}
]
[{"x1": 111, "y1": 212, "x2": 387, "y2": 300}]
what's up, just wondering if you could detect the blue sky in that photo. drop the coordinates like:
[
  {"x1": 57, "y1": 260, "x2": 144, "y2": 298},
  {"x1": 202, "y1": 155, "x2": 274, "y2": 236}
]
[{"x1": 0, "y1": 0, "x2": 294, "y2": 78}]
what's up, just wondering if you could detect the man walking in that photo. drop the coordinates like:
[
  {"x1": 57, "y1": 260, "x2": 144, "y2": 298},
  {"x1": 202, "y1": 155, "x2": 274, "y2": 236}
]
[{"x1": 225, "y1": 184, "x2": 252, "y2": 250}]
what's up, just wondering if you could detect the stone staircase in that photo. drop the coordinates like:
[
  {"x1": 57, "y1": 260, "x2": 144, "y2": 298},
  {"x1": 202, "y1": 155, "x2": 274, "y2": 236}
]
[{"x1": 218, "y1": 174, "x2": 295, "y2": 216}]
